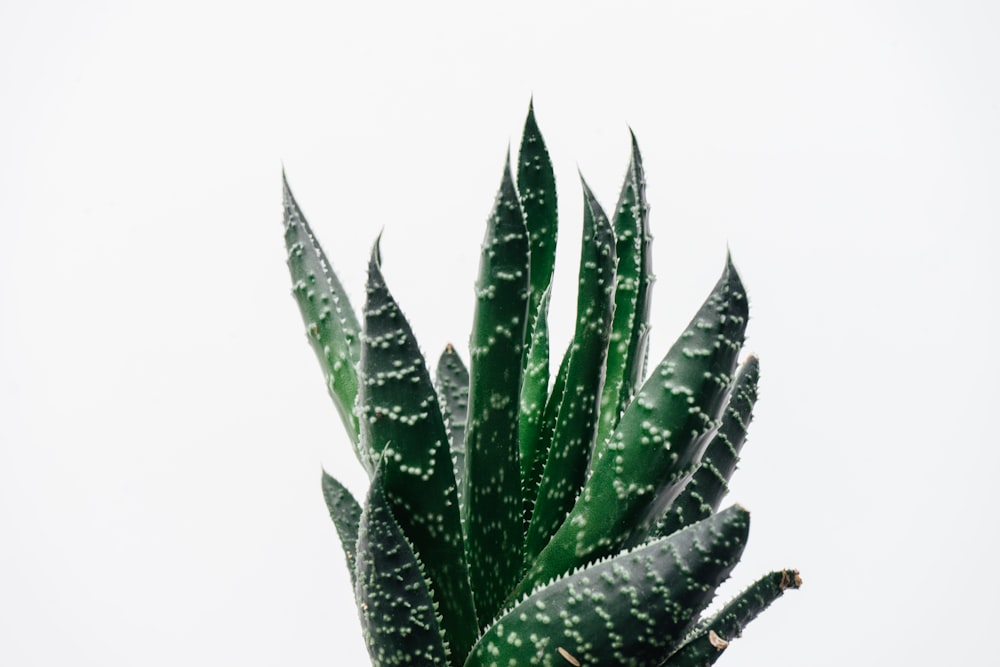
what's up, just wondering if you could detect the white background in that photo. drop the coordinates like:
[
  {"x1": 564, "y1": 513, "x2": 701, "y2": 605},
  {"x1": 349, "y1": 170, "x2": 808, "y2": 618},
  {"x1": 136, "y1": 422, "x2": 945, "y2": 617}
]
[{"x1": 2, "y1": 1, "x2": 998, "y2": 665}]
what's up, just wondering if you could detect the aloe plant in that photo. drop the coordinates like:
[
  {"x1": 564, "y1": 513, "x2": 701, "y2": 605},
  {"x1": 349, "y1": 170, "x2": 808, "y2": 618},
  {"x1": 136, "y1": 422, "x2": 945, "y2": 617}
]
[{"x1": 283, "y1": 102, "x2": 800, "y2": 667}]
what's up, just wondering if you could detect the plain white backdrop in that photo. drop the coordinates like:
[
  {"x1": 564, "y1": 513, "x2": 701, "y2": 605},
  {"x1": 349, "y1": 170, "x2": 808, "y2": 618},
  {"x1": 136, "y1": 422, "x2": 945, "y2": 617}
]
[{"x1": 2, "y1": 1, "x2": 998, "y2": 665}]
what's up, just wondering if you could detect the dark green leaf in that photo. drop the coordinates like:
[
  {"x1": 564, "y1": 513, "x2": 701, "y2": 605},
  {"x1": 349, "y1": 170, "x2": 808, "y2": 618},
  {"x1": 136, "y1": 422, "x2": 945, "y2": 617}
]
[
  {"x1": 514, "y1": 258, "x2": 748, "y2": 597},
  {"x1": 518, "y1": 289, "x2": 551, "y2": 519},
  {"x1": 320, "y1": 471, "x2": 363, "y2": 591},
  {"x1": 524, "y1": 180, "x2": 616, "y2": 559},
  {"x1": 359, "y1": 241, "x2": 478, "y2": 663},
  {"x1": 517, "y1": 99, "x2": 558, "y2": 355},
  {"x1": 355, "y1": 457, "x2": 450, "y2": 667},
  {"x1": 468, "y1": 506, "x2": 750, "y2": 667},
  {"x1": 282, "y1": 174, "x2": 367, "y2": 473},
  {"x1": 436, "y1": 344, "x2": 470, "y2": 514},
  {"x1": 594, "y1": 134, "x2": 653, "y2": 455},
  {"x1": 663, "y1": 568, "x2": 802, "y2": 667},
  {"x1": 464, "y1": 157, "x2": 530, "y2": 625},
  {"x1": 650, "y1": 356, "x2": 759, "y2": 541}
]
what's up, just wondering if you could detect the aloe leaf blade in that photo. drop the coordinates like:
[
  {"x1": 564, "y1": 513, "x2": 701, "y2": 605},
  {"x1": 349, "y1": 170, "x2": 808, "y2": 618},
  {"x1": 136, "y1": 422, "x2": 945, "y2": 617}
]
[
  {"x1": 517, "y1": 100, "x2": 558, "y2": 350},
  {"x1": 516, "y1": 258, "x2": 749, "y2": 596},
  {"x1": 652, "y1": 355, "x2": 759, "y2": 540},
  {"x1": 355, "y1": 459, "x2": 451, "y2": 667},
  {"x1": 524, "y1": 181, "x2": 617, "y2": 559},
  {"x1": 595, "y1": 136, "x2": 653, "y2": 454},
  {"x1": 464, "y1": 159, "x2": 530, "y2": 625},
  {"x1": 282, "y1": 174, "x2": 367, "y2": 471},
  {"x1": 321, "y1": 471, "x2": 363, "y2": 591},
  {"x1": 359, "y1": 242, "x2": 478, "y2": 663},
  {"x1": 467, "y1": 506, "x2": 750, "y2": 667},
  {"x1": 663, "y1": 568, "x2": 802, "y2": 667}
]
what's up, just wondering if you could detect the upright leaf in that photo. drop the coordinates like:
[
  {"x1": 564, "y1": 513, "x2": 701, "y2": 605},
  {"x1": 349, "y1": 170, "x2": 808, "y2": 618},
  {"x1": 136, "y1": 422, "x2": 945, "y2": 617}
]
[
  {"x1": 464, "y1": 157, "x2": 530, "y2": 625},
  {"x1": 663, "y1": 569, "x2": 802, "y2": 667},
  {"x1": 594, "y1": 134, "x2": 653, "y2": 457},
  {"x1": 517, "y1": 100, "x2": 558, "y2": 353},
  {"x1": 358, "y1": 241, "x2": 478, "y2": 664},
  {"x1": 518, "y1": 289, "x2": 551, "y2": 505},
  {"x1": 355, "y1": 458, "x2": 450, "y2": 667},
  {"x1": 513, "y1": 258, "x2": 748, "y2": 597},
  {"x1": 436, "y1": 344, "x2": 470, "y2": 516},
  {"x1": 320, "y1": 471, "x2": 363, "y2": 591},
  {"x1": 650, "y1": 355, "x2": 759, "y2": 541},
  {"x1": 467, "y1": 506, "x2": 750, "y2": 667},
  {"x1": 524, "y1": 180, "x2": 617, "y2": 559},
  {"x1": 282, "y1": 174, "x2": 367, "y2": 473}
]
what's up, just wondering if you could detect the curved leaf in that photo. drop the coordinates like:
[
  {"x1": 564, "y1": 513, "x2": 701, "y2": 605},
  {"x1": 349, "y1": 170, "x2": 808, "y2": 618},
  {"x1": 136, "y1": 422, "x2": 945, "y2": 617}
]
[
  {"x1": 650, "y1": 356, "x2": 759, "y2": 540},
  {"x1": 464, "y1": 157, "x2": 530, "y2": 624},
  {"x1": 519, "y1": 289, "x2": 551, "y2": 518},
  {"x1": 595, "y1": 134, "x2": 653, "y2": 456},
  {"x1": 355, "y1": 458, "x2": 450, "y2": 667},
  {"x1": 359, "y1": 241, "x2": 478, "y2": 663},
  {"x1": 466, "y1": 506, "x2": 750, "y2": 667},
  {"x1": 514, "y1": 258, "x2": 748, "y2": 597},
  {"x1": 525, "y1": 180, "x2": 616, "y2": 559},
  {"x1": 517, "y1": 99, "x2": 558, "y2": 354},
  {"x1": 436, "y1": 344, "x2": 470, "y2": 511},
  {"x1": 282, "y1": 173, "x2": 366, "y2": 472},
  {"x1": 663, "y1": 569, "x2": 802, "y2": 667},
  {"x1": 320, "y1": 471, "x2": 363, "y2": 591}
]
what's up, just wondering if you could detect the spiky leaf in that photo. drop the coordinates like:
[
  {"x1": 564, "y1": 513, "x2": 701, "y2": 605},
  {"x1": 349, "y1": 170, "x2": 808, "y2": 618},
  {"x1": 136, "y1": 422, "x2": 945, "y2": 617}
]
[
  {"x1": 436, "y1": 344, "x2": 470, "y2": 508},
  {"x1": 463, "y1": 158, "x2": 530, "y2": 625},
  {"x1": 663, "y1": 569, "x2": 802, "y2": 667},
  {"x1": 517, "y1": 100, "x2": 558, "y2": 352},
  {"x1": 525, "y1": 181, "x2": 616, "y2": 559},
  {"x1": 321, "y1": 471, "x2": 363, "y2": 590},
  {"x1": 518, "y1": 289, "x2": 551, "y2": 508},
  {"x1": 651, "y1": 356, "x2": 758, "y2": 541},
  {"x1": 282, "y1": 174, "x2": 367, "y2": 473},
  {"x1": 595, "y1": 135, "x2": 653, "y2": 454},
  {"x1": 467, "y1": 506, "x2": 750, "y2": 667},
  {"x1": 358, "y1": 241, "x2": 478, "y2": 663},
  {"x1": 355, "y1": 458, "x2": 450, "y2": 667},
  {"x1": 514, "y1": 258, "x2": 748, "y2": 597}
]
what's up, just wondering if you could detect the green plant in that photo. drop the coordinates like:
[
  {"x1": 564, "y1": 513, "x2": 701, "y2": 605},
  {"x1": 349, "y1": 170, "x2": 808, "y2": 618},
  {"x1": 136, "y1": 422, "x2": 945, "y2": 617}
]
[{"x1": 282, "y1": 103, "x2": 800, "y2": 667}]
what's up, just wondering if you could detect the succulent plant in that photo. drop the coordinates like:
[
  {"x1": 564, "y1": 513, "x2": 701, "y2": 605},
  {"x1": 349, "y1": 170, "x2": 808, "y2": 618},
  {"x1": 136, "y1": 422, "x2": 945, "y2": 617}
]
[{"x1": 282, "y1": 103, "x2": 800, "y2": 667}]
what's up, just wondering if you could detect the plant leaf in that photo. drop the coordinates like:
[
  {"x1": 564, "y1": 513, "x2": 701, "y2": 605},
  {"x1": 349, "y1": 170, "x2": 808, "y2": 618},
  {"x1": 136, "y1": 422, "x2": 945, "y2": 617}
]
[
  {"x1": 320, "y1": 470, "x2": 363, "y2": 591},
  {"x1": 517, "y1": 99, "x2": 558, "y2": 355},
  {"x1": 662, "y1": 568, "x2": 802, "y2": 667},
  {"x1": 358, "y1": 240, "x2": 479, "y2": 663},
  {"x1": 466, "y1": 506, "x2": 750, "y2": 667},
  {"x1": 436, "y1": 344, "x2": 470, "y2": 514},
  {"x1": 524, "y1": 179, "x2": 616, "y2": 559},
  {"x1": 518, "y1": 288, "x2": 551, "y2": 518},
  {"x1": 514, "y1": 257, "x2": 748, "y2": 597},
  {"x1": 650, "y1": 355, "x2": 759, "y2": 541},
  {"x1": 464, "y1": 156, "x2": 530, "y2": 625},
  {"x1": 355, "y1": 457, "x2": 451, "y2": 667},
  {"x1": 282, "y1": 173, "x2": 367, "y2": 474},
  {"x1": 594, "y1": 134, "x2": 653, "y2": 457}
]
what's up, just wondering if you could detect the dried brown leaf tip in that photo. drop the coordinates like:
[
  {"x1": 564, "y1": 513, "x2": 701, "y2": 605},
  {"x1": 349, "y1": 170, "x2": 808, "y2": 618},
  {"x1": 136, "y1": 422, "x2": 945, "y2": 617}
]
[{"x1": 557, "y1": 646, "x2": 581, "y2": 666}]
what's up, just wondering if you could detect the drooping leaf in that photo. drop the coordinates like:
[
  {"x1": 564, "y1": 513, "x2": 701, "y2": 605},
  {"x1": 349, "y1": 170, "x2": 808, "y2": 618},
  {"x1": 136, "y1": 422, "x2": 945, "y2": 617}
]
[
  {"x1": 358, "y1": 240, "x2": 478, "y2": 664},
  {"x1": 467, "y1": 506, "x2": 750, "y2": 667},
  {"x1": 282, "y1": 173, "x2": 367, "y2": 473},
  {"x1": 517, "y1": 99, "x2": 558, "y2": 355},
  {"x1": 525, "y1": 180, "x2": 616, "y2": 559},
  {"x1": 436, "y1": 344, "x2": 470, "y2": 512},
  {"x1": 320, "y1": 470, "x2": 363, "y2": 591},
  {"x1": 355, "y1": 457, "x2": 450, "y2": 667},
  {"x1": 663, "y1": 569, "x2": 802, "y2": 667},
  {"x1": 650, "y1": 355, "x2": 759, "y2": 541},
  {"x1": 594, "y1": 134, "x2": 653, "y2": 456},
  {"x1": 464, "y1": 156, "x2": 530, "y2": 625},
  {"x1": 514, "y1": 257, "x2": 748, "y2": 597}
]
